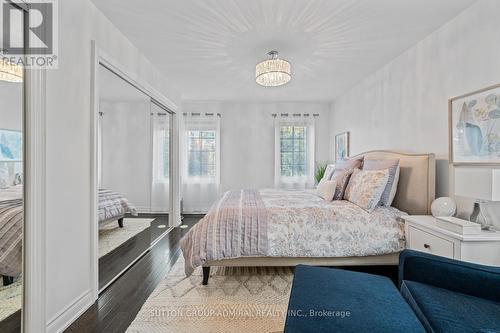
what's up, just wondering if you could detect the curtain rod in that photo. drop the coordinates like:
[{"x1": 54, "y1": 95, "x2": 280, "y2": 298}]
[
  {"x1": 272, "y1": 113, "x2": 319, "y2": 117},
  {"x1": 183, "y1": 112, "x2": 221, "y2": 117},
  {"x1": 99, "y1": 112, "x2": 169, "y2": 116}
]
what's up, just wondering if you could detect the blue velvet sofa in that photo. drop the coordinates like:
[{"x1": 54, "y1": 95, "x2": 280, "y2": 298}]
[{"x1": 284, "y1": 250, "x2": 500, "y2": 333}]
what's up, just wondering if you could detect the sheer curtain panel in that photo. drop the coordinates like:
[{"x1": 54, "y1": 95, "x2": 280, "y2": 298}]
[
  {"x1": 181, "y1": 113, "x2": 221, "y2": 213},
  {"x1": 274, "y1": 114, "x2": 316, "y2": 189},
  {"x1": 151, "y1": 105, "x2": 171, "y2": 213}
]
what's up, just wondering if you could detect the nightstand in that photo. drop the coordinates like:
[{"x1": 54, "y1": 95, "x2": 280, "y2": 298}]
[{"x1": 403, "y1": 215, "x2": 500, "y2": 267}]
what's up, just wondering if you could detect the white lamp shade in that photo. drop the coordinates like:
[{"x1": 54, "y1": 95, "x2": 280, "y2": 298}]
[{"x1": 454, "y1": 168, "x2": 500, "y2": 201}]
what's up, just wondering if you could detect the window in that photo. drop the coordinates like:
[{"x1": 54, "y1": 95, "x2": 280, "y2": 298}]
[
  {"x1": 280, "y1": 126, "x2": 308, "y2": 177},
  {"x1": 187, "y1": 130, "x2": 216, "y2": 178}
]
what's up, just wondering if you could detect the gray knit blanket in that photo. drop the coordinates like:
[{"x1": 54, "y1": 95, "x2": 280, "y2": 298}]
[{"x1": 181, "y1": 190, "x2": 268, "y2": 275}]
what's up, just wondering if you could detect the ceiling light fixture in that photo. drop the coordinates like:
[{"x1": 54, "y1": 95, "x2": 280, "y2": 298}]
[
  {"x1": 255, "y1": 50, "x2": 291, "y2": 87},
  {"x1": 0, "y1": 58, "x2": 22, "y2": 83}
]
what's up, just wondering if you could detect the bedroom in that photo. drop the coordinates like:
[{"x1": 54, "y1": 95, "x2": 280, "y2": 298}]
[{"x1": 1, "y1": 0, "x2": 500, "y2": 332}]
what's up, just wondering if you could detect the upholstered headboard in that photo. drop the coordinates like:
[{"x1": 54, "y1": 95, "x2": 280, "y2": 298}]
[{"x1": 351, "y1": 151, "x2": 436, "y2": 215}]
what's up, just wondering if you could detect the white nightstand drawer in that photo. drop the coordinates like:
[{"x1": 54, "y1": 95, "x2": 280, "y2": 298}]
[{"x1": 408, "y1": 226, "x2": 454, "y2": 258}]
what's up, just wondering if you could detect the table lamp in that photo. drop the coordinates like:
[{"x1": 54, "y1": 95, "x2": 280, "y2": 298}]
[{"x1": 454, "y1": 168, "x2": 500, "y2": 230}]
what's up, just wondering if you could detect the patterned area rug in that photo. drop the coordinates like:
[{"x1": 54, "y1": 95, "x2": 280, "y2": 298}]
[
  {"x1": 99, "y1": 218, "x2": 153, "y2": 258},
  {"x1": 0, "y1": 281, "x2": 22, "y2": 322},
  {"x1": 126, "y1": 258, "x2": 293, "y2": 333}
]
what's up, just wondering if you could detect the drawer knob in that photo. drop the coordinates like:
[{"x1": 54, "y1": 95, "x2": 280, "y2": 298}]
[{"x1": 424, "y1": 243, "x2": 430, "y2": 249}]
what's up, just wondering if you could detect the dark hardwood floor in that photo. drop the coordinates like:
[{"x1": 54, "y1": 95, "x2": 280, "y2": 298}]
[
  {"x1": 0, "y1": 311, "x2": 21, "y2": 333},
  {"x1": 2, "y1": 213, "x2": 398, "y2": 333},
  {"x1": 98, "y1": 214, "x2": 170, "y2": 290},
  {"x1": 66, "y1": 215, "x2": 201, "y2": 333}
]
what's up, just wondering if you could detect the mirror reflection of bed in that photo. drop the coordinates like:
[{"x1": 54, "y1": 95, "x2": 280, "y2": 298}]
[
  {"x1": 0, "y1": 49, "x2": 24, "y2": 330},
  {"x1": 0, "y1": 180, "x2": 23, "y2": 327},
  {"x1": 97, "y1": 64, "x2": 173, "y2": 291}
]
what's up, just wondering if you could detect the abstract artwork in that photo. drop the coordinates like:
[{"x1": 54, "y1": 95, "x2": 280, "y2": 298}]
[
  {"x1": 335, "y1": 132, "x2": 349, "y2": 162},
  {"x1": 0, "y1": 130, "x2": 22, "y2": 162},
  {"x1": 449, "y1": 84, "x2": 500, "y2": 165}
]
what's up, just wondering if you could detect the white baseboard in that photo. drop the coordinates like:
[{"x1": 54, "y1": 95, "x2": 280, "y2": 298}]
[
  {"x1": 46, "y1": 289, "x2": 94, "y2": 333},
  {"x1": 135, "y1": 206, "x2": 169, "y2": 214}
]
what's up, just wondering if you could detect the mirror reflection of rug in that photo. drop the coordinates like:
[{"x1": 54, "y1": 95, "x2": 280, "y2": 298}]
[
  {"x1": 0, "y1": 281, "x2": 22, "y2": 322},
  {"x1": 99, "y1": 218, "x2": 154, "y2": 258},
  {"x1": 126, "y1": 258, "x2": 293, "y2": 333}
]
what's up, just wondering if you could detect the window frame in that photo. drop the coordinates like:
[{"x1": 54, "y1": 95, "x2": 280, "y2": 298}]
[
  {"x1": 279, "y1": 125, "x2": 308, "y2": 178},
  {"x1": 186, "y1": 129, "x2": 217, "y2": 180}
]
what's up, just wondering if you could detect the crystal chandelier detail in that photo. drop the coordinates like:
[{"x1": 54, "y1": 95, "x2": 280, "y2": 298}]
[
  {"x1": 255, "y1": 50, "x2": 291, "y2": 87},
  {"x1": 0, "y1": 58, "x2": 23, "y2": 83}
]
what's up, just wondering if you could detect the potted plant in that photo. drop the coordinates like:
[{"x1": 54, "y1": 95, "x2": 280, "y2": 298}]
[{"x1": 315, "y1": 164, "x2": 327, "y2": 185}]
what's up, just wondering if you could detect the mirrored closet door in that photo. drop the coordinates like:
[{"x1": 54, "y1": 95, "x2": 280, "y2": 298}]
[
  {"x1": 0, "y1": 2, "x2": 25, "y2": 331},
  {"x1": 97, "y1": 64, "x2": 173, "y2": 291}
]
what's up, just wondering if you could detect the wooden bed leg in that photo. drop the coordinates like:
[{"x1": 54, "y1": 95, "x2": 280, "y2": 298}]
[
  {"x1": 202, "y1": 267, "x2": 210, "y2": 285},
  {"x1": 118, "y1": 218, "x2": 124, "y2": 228},
  {"x1": 2, "y1": 275, "x2": 14, "y2": 286}
]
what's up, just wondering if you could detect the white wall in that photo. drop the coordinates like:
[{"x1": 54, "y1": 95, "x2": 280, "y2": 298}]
[
  {"x1": 329, "y1": 0, "x2": 500, "y2": 225},
  {"x1": 0, "y1": 81, "x2": 22, "y2": 131},
  {"x1": 44, "y1": 0, "x2": 180, "y2": 331},
  {"x1": 182, "y1": 101, "x2": 330, "y2": 197},
  {"x1": 100, "y1": 101, "x2": 152, "y2": 211}
]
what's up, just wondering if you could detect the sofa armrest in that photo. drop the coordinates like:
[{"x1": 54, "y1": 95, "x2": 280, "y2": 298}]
[{"x1": 399, "y1": 250, "x2": 500, "y2": 303}]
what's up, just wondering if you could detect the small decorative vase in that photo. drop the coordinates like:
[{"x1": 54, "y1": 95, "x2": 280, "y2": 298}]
[{"x1": 431, "y1": 197, "x2": 457, "y2": 218}]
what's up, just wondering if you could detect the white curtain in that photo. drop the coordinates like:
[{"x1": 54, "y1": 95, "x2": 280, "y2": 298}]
[
  {"x1": 151, "y1": 110, "x2": 170, "y2": 213},
  {"x1": 181, "y1": 113, "x2": 221, "y2": 213},
  {"x1": 274, "y1": 115, "x2": 316, "y2": 189}
]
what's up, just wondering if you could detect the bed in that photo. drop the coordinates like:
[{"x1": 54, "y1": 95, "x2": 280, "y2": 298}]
[
  {"x1": 181, "y1": 151, "x2": 435, "y2": 284},
  {"x1": 0, "y1": 185, "x2": 23, "y2": 284},
  {"x1": 98, "y1": 189, "x2": 138, "y2": 228},
  {"x1": 0, "y1": 187, "x2": 137, "y2": 285}
]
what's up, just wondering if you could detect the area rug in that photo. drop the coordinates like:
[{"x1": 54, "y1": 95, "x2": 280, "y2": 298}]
[
  {"x1": 0, "y1": 281, "x2": 22, "y2": 322},
  {"x1": 99, "y1": 218, "x2": 153, "y2": 258},
  {"x1": 126, "y1": 257, "x2": 293, "y2": 333}
]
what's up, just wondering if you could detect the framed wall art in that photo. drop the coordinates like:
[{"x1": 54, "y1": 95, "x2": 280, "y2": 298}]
[
  {"x1": 335, "y1": 131, "x2": 349, "y2": 162},
  {"x1": 449, "y1": 84, "x2": 500, "y2": 165}
]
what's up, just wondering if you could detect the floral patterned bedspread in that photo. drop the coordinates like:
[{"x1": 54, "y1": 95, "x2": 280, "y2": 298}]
[
  {"x1": 261, "y1": 189, "x2": 406, "y2": 258},
  {"x1": 181, "y1": 189, "x2": 406, "y2": 275}
]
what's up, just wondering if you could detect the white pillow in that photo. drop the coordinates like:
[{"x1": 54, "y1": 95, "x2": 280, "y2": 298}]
[
  {"x1": 316, "y1": 179, "x2": 337, "y2": 201},
  {"x1": 318, "y1": 164, "x2": 335, "y2": 183},
  {"x1": 323, "y1": 164, "x2": 336, "y2": 180}
]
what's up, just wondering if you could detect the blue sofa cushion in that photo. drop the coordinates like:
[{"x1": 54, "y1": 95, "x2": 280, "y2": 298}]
[
  {"x1": 399, "y1": 250, "x2": 500, "y2": 303},
  {"x1": 284, "y1": 265, "x2": 425, "y2": 333},
  {"x1": 401, "y1": 280, "x2": 500, "y2": 333}
]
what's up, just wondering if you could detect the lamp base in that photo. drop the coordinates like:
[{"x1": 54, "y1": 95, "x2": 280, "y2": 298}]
[{"x1": 470, "y1": 201, "x2": 492, "y2": 230}]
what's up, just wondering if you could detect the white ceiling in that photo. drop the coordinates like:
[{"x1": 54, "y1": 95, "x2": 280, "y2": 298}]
[{"x1": 92, "y1": 0, "x2": 476, "y2": 102}]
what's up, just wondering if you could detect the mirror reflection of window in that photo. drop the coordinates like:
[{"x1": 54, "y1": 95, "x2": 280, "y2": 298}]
[
  {"x1": 0, "y1": 3, "x2": 25, "y2": 331},
  {"x1": 97, "y1": 64, "x2": 173, "y2": 291}
]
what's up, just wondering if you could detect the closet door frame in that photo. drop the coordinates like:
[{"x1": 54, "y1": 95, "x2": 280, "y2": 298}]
[
  {"x1": 2, "y1": 1, "x2": 49, "y2": 332},
  {"x1": 90, "y1": 41, "x2": 180, "y2": 298}
]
